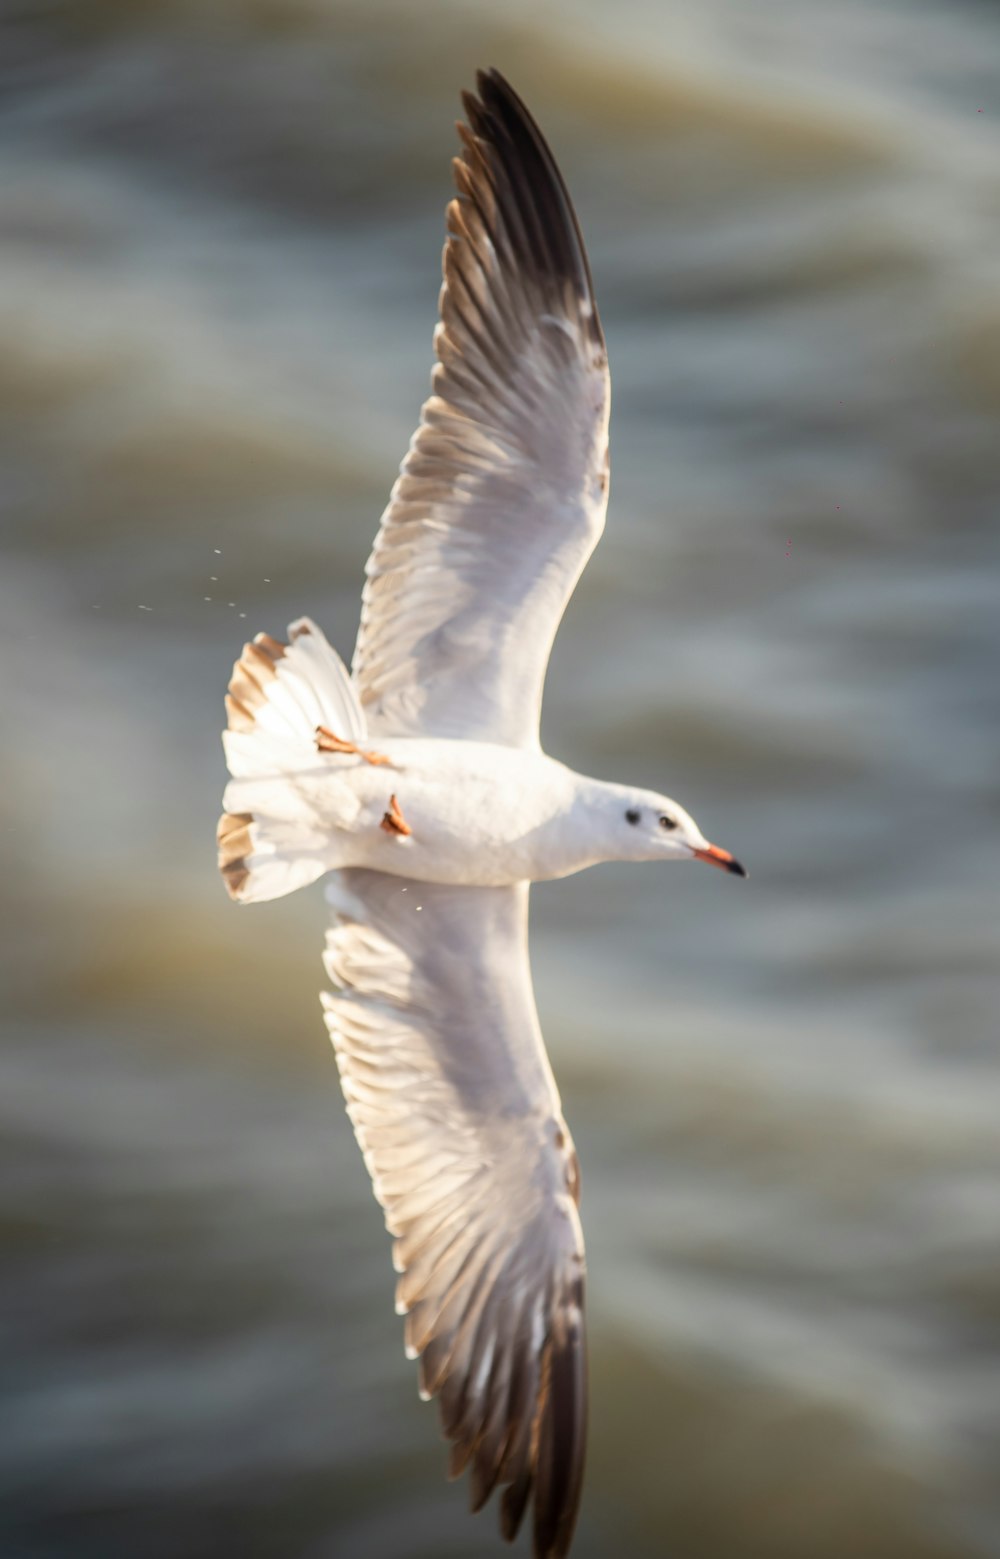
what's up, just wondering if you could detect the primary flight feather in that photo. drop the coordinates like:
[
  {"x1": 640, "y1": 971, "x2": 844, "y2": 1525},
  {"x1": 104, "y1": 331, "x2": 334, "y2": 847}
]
[{"x1": 218, "y1": 68, "x2": 745, "y2": 1559}]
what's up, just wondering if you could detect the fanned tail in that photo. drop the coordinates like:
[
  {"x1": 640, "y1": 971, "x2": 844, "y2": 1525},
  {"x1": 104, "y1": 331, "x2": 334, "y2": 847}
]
[{"x1": 217, "y1": 618, "x2": 364, "y2": 903}]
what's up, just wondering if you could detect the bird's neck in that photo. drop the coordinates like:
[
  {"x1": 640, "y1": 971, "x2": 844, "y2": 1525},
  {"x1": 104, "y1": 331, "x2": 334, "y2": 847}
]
[{"x1": 562, "y1": 773, "x2": 647, "y2": 871}]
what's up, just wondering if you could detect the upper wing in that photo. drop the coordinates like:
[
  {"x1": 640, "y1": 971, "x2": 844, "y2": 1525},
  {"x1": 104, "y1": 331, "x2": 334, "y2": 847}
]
[
  {"x1": 321, "y1": 871, "x2": 586, "y2": 1558},
  {"x1": 352, "y1": 69, "x2": 611, "y2": 749}
]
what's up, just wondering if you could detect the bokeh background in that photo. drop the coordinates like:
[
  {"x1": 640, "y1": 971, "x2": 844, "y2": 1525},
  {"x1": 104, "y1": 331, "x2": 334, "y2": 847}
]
[{"x1": 3, "y1": 2, "x2": 1000, "y2": 1556}]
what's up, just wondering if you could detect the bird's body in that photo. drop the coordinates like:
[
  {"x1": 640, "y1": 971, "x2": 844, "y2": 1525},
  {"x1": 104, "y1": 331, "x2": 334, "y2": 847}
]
[
  {"x1": 217, "y1": 69, "x2": 745, "y2": 1559},
  {"x1": 297, "y1": 738, "x2": 585, "y2": 886},
  {"x1": 229, "y1": 731, "x2": 725, "y2": 886}
]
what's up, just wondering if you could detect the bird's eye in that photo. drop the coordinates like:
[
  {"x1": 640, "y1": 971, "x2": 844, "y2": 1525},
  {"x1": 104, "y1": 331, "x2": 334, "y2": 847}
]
[
  {"x1": 659, "y1": 815, "x2": 677, "y2": 831},
  {"x1": 625, "y1": 808, "x2": 640, "y2": 826}
]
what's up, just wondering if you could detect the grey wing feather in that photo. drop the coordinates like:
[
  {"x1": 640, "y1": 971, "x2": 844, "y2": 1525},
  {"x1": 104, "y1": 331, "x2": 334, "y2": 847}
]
[
  {"x1": 321, "y1": 869, "x2": 587, "y2": 1557},
  {"x1": 353, "y1": 68, "x2": 611, "y2": 749}
]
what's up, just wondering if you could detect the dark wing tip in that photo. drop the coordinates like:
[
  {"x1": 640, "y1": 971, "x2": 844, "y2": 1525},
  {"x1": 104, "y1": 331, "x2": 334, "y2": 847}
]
[
  {"x1": 455, "y1": 68, "x2": 604, "y2": 348},
  {"x1": 442, "y1": 1270, "x2": 587, "y2": 1558},
  {"x1": 531, "y1": 1276, "x2": 588, "y2": 1558}
]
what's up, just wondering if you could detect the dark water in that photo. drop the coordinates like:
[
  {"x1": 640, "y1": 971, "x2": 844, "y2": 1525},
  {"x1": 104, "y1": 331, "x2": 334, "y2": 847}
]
[{"x1": 2, "y1": 2, "x2": 1000, "y2": 1555}]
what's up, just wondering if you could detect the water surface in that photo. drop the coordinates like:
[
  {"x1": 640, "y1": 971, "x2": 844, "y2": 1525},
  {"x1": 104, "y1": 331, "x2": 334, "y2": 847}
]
[{"x1": 2, "y1": 2, "x2": 1000, "y2": 1555}]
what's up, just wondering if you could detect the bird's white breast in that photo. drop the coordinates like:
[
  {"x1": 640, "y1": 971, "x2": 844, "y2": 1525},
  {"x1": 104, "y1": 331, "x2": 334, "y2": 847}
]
[{"x1": 340, "y1": 739, "x2": 581, "y2": 886}]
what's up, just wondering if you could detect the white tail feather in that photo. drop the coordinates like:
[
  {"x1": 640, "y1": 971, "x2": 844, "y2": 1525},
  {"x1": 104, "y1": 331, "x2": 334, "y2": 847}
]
[{"x1": 218, "y1": 619, "x2": 364, "y2": 903}]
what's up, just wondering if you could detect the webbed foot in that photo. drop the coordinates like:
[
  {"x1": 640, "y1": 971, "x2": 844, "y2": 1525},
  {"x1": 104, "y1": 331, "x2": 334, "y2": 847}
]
[
  {"x1": 315, "y1": 725, "x2": 391, "y2": 766},
  {"x1": 380, "y1": 793, "x2": 412, "y2": 837}
]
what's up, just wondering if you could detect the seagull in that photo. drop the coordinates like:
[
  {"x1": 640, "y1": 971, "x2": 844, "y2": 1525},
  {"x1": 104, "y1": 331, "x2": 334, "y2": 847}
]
[{"x1": 217, "y1": 68, "x2": 746, "y2": 1559}]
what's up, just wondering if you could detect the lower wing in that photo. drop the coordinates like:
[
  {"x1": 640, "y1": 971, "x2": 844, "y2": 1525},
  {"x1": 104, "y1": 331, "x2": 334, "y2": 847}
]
[{"x1": 322, "y1": 870, "x2": 587, "y2": 1558}]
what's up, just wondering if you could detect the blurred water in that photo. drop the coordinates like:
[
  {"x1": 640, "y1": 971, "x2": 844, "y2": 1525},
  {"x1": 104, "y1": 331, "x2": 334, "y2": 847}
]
[{"x1": 2, "y1": 2, "x2": 1000, "y2": 1556}]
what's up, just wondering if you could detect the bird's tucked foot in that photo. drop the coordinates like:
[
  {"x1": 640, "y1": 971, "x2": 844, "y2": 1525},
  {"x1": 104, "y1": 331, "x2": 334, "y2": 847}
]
[
  {"x1": 380, "y1": 793, "x2": 412, "y2": 837},
  {"x1": 315, "y1": 725, "x2": 391, "y2": 766}
]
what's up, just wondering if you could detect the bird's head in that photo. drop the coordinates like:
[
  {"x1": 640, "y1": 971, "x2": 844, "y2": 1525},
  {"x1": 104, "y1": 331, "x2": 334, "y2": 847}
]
[{"x1": 605, "y1": 787, "x2": 747, "y2": 877}]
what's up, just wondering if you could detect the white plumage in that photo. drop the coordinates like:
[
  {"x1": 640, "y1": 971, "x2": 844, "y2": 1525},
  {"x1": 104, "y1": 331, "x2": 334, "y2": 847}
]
[{"x1": 218, "y1": 68, "x2": 745, "y2": 1559}]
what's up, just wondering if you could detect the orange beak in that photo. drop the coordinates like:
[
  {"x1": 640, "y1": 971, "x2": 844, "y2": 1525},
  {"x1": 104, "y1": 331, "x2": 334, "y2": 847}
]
[{"x1": 692, "y1": 843, "x2": 748, "y2": 879}]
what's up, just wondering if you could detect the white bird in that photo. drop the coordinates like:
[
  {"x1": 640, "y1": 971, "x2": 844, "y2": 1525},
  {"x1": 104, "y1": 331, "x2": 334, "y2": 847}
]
[{"x1": 217, "y1": 69, "x2": 746, "y2": 1559}]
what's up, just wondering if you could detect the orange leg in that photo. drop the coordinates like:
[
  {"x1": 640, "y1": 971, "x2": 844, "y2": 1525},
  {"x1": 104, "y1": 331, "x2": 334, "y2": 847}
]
[
  {"x1": 315, "y1": 725, "x2": 391, "y2": 766},
  {"x1": 380, "y1": 793, "x2": 412, "y2": 837}
]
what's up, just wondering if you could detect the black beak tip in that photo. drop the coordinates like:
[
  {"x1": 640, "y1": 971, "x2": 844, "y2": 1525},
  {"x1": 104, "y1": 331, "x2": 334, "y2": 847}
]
[{"x1": 727, "y1": 858, "x2": 748, "y2": 879}]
